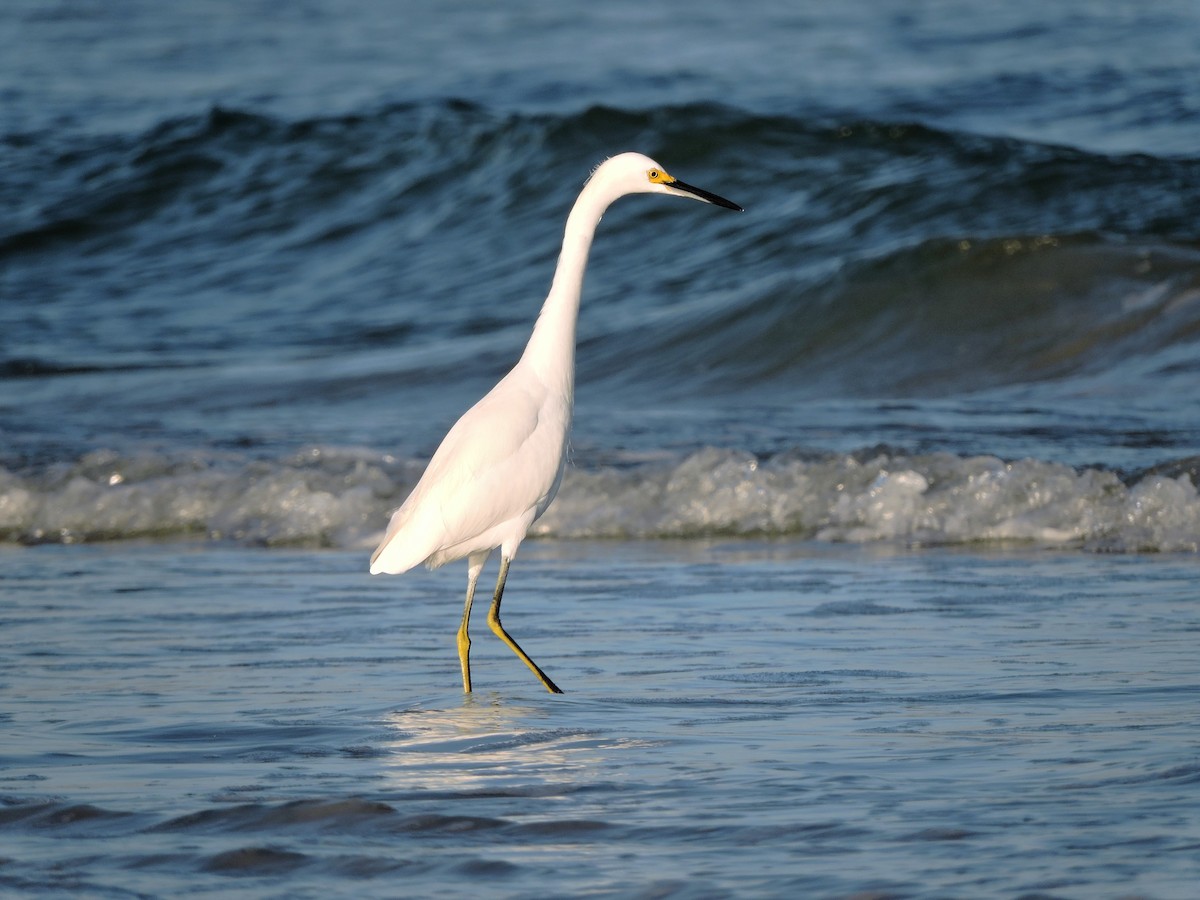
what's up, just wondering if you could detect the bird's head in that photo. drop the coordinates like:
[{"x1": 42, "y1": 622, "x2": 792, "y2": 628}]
[{"x1": 591, "y1": 152, "x2": 743, "y2": 211}]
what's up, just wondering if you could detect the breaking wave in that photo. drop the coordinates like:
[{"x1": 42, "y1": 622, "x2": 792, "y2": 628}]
[{"x1": 3, "y1": 446, "x2": 1197, "y2": 553}]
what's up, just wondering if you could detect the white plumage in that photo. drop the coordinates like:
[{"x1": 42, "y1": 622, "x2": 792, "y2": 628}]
[{"x1": 370, "y1": 152, "x2": 741, "y2": 693}]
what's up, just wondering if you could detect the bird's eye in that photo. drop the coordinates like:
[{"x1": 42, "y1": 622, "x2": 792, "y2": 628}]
[{"x1": 648, "y1": 169, "x2": 659, "y2": 180}]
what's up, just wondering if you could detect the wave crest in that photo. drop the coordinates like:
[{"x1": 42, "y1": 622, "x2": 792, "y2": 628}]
[
  {"x1": 609, "y1": 234, "x2": 1200, "y2": 398},
  {"x1": 536, "y1": 448, "x2": 1200, "y2": 552},
  {"x1": 2, "y1": 446, "x2": 1196, "y2": 553}
]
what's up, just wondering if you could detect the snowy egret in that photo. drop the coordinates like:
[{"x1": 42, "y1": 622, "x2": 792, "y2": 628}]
[{"x1": 370, "y1": 152, "x2": 741, "y2": 693}]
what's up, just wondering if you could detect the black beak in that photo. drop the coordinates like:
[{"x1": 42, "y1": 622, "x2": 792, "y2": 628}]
[{"x1": 670, "y1": 179, "x2": 743, "y2": 211}]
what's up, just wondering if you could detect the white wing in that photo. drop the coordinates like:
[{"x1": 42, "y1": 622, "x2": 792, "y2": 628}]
[{"x1": 369, "y1": 366, "x2": 569, "y2": 575}]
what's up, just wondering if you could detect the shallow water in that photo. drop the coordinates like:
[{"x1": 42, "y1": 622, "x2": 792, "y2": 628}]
[{"x1": 3, "y1": 542, "x2": 1198, "y2": 898}]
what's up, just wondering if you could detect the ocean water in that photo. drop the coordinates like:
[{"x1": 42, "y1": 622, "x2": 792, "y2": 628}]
[
  {"x1": 2, "y1": 0, "x2": 1200, "y2": 896},
  {"x1": 4, "y1": 542, "x2": 1200, "y2": 898}
]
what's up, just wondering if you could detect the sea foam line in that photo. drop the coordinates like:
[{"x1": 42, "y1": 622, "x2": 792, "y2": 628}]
[{"x1": 1, "y1": 446, "x2": 1197, "y2": 553}]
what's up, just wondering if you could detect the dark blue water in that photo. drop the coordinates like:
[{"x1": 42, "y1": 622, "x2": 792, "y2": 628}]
[
  {"x1": 4, "y1": 0, "x2": 1200, "y2": 552},
  {"x1": 2, "y1": 2, "x2": 1200, "y2": 896}
]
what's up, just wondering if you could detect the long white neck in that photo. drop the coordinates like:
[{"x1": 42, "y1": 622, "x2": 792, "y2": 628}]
[{"x1": 519, "y1": 176, "x2": 616, "y2": 394}]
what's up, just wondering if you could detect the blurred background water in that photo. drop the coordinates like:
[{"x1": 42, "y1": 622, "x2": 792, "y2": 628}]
[{"x1": 2, "y1": 1, "x2": 1199, "y2": 897}]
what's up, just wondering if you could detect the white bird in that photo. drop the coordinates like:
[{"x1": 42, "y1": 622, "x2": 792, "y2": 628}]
[{"x1": 370, "y1": 152, "x2": 741, "y2": 693}]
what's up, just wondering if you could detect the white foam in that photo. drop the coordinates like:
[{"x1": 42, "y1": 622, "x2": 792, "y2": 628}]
[
  {"x1": 1, "y1": 446, "x2": 1197, "y2": 553},
  {"x1": 536, "y1": 449, "x2": 1200, "y2": 552}
]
